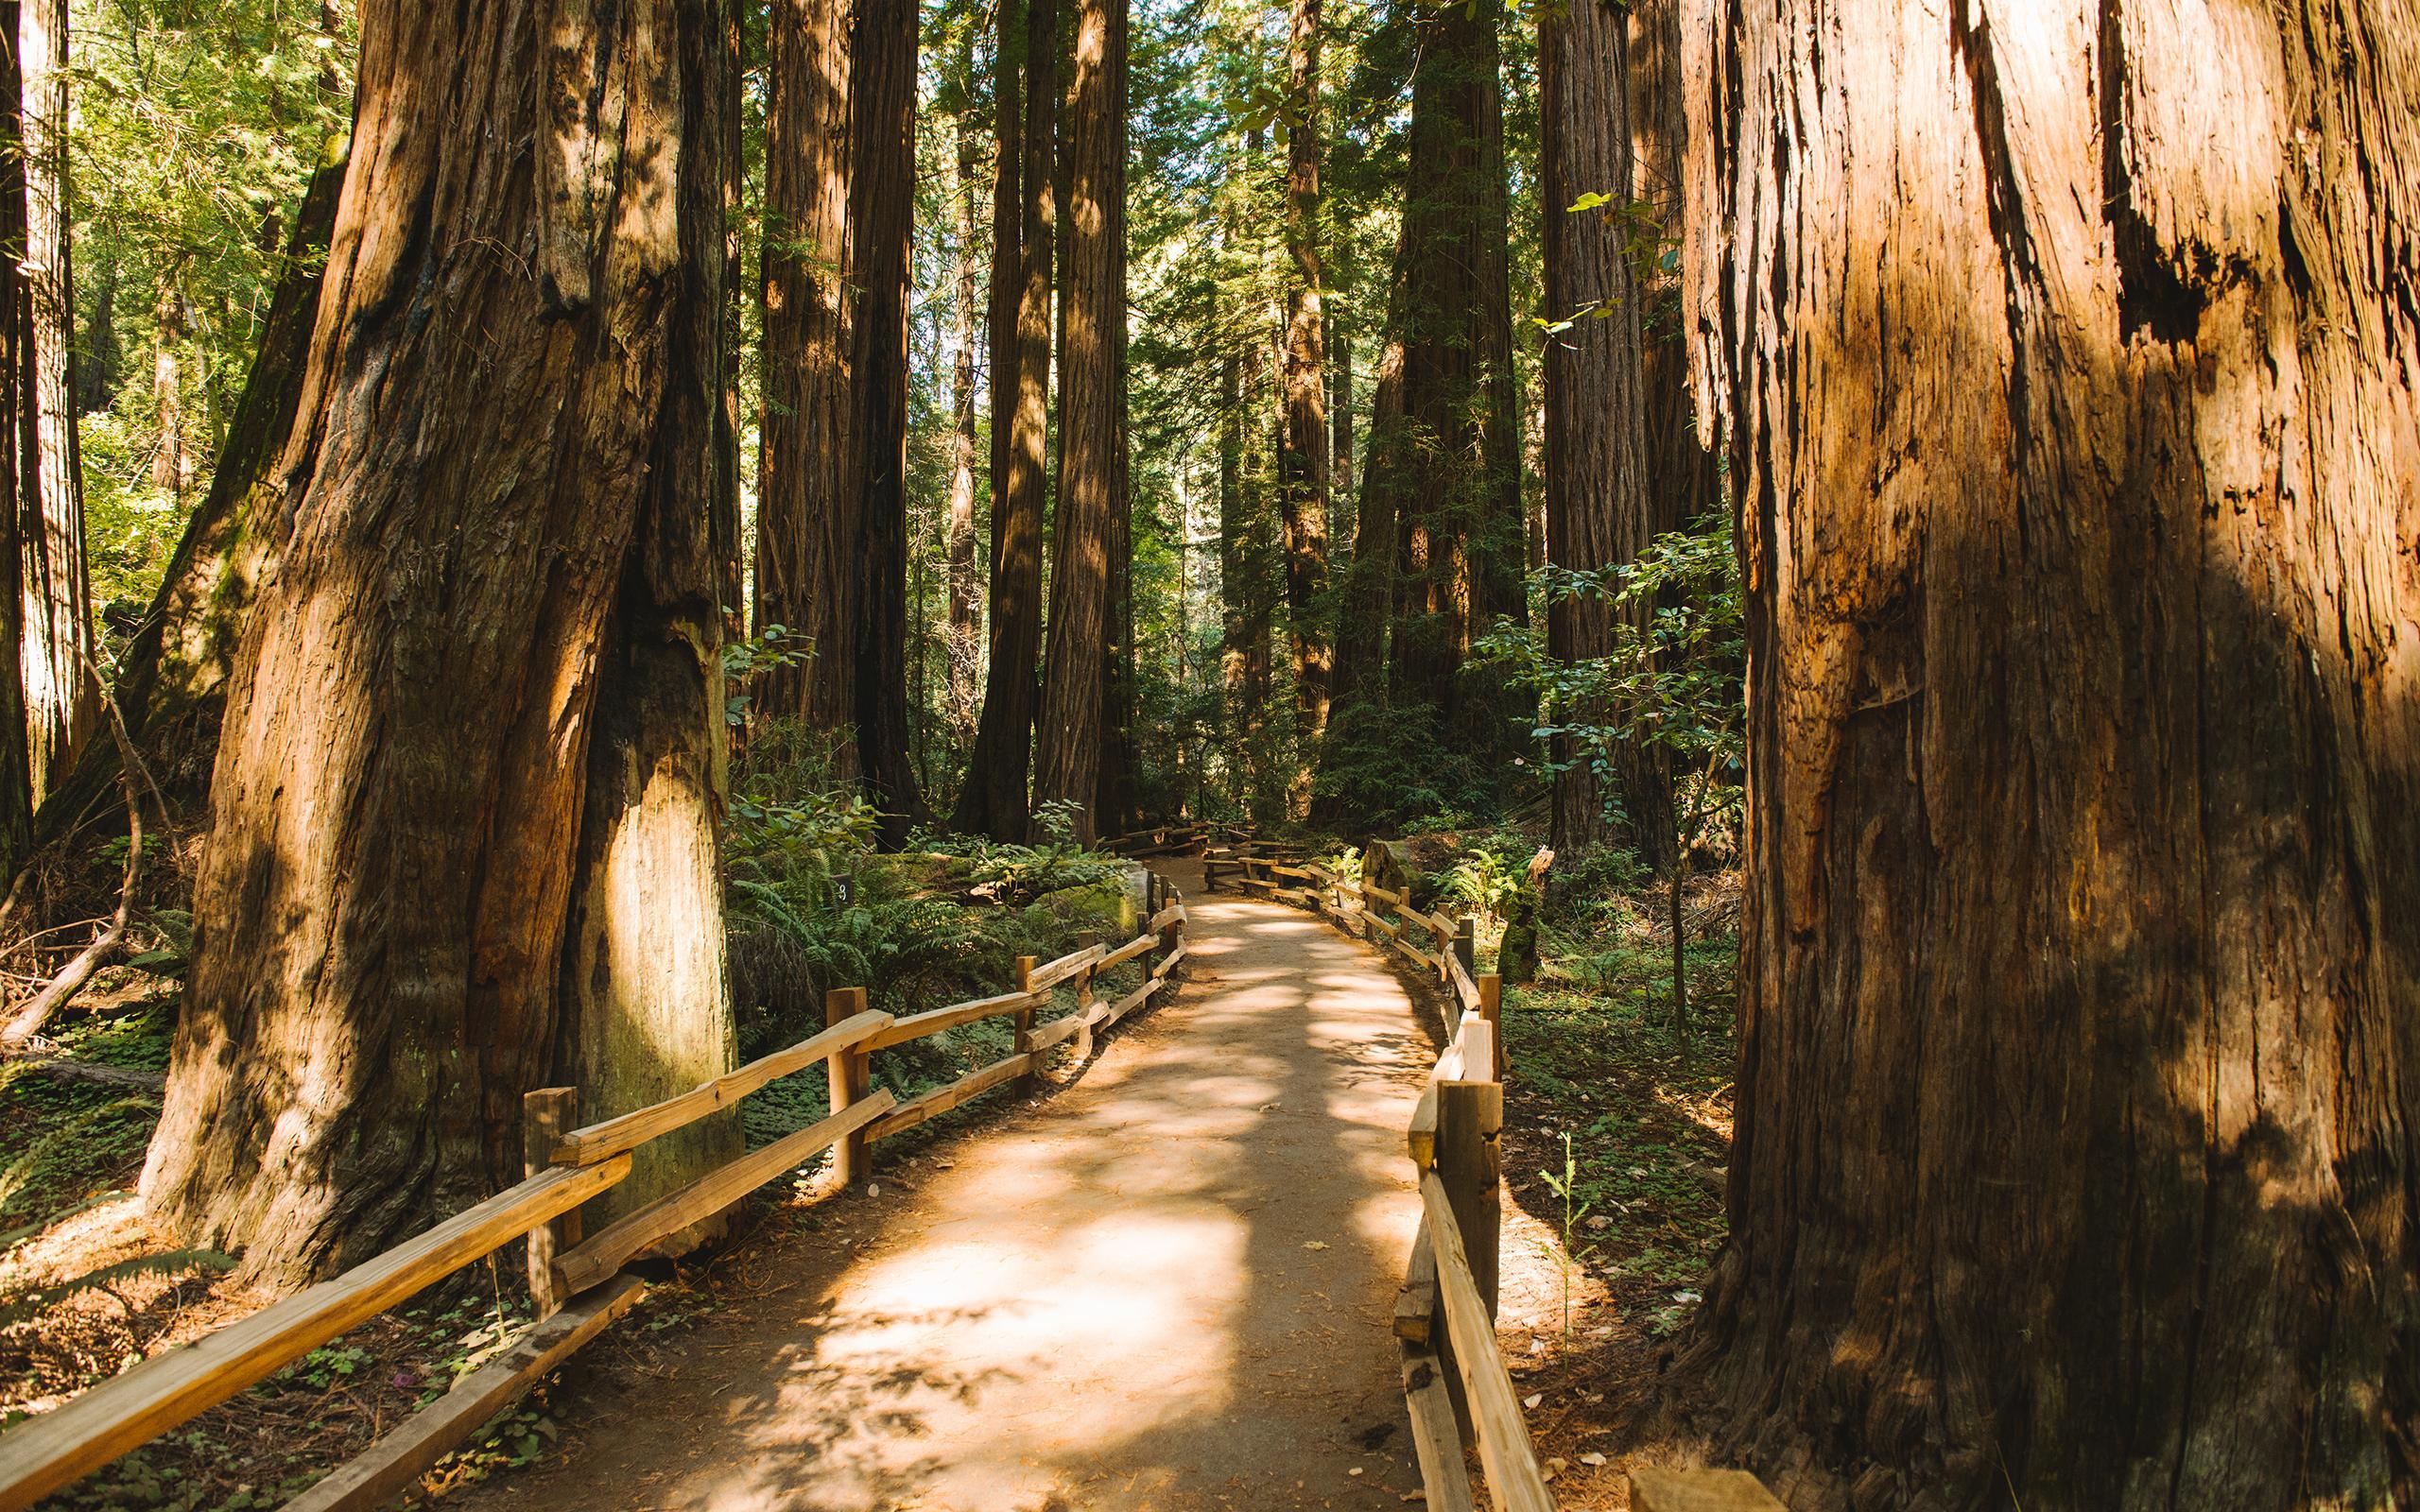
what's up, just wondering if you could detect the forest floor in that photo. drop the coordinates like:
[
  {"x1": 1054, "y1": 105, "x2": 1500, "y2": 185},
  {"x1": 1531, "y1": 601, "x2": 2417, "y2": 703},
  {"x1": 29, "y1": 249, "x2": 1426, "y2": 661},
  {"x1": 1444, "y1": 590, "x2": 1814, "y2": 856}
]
[{"x1": 3, "y1": 840, "x2": 1737, "y2": 1512}]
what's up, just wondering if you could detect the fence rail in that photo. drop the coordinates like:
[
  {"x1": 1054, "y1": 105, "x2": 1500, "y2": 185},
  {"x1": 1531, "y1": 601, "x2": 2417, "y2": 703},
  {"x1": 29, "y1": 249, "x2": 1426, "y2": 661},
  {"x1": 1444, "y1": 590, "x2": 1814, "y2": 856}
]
[
  {"x1": 0, "y1": 869, "x2": 1192, "y2": 1512},
  {"x1": 1209, "y1": 853, "x2": 1776, "y2": 1511}
]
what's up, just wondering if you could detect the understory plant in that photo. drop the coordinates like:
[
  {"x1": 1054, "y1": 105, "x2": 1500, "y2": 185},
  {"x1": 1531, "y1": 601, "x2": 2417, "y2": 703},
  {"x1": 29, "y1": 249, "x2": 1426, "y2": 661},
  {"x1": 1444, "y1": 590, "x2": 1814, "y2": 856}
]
[{"x1": 1478, "y1": 514, "x2": 1745, "y2": 1043}]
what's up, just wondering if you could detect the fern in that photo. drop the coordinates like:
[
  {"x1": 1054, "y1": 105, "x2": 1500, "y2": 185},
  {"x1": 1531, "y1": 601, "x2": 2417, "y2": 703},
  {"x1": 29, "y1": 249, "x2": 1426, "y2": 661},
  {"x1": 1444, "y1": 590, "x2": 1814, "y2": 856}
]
[{"x1": 0, "y1": 1248, "x2": 236, "y2": 1326}]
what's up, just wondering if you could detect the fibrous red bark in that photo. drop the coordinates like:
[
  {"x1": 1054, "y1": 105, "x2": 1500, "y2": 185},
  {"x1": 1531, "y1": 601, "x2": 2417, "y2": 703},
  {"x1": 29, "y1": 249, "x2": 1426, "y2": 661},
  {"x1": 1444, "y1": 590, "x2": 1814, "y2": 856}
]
[
  {"x1": 144, "y1": 0, "x2": 741, "y2": 1288},
  {"x1": 1031, "y1": 0, "x2": 1126, "y2": 841},
  {"x1": 1679, "y1": 2, "x2": 2420, "y2": 1505}
]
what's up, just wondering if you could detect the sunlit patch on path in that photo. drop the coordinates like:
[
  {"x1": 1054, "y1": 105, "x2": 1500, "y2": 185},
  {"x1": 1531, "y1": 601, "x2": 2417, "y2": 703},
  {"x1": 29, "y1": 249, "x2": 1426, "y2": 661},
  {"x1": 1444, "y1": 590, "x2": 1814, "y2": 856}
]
[{"x1": 460, "y1": 860, "x2": 1439, "y2": 1512}]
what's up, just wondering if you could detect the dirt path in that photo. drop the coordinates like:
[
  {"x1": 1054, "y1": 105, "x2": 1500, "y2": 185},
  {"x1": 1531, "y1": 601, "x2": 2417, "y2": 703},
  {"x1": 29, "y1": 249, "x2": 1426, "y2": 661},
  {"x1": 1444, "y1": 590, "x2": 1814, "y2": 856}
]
[{"x1": 459, "y1": 862, "x2": 1443, "y2": 1512}]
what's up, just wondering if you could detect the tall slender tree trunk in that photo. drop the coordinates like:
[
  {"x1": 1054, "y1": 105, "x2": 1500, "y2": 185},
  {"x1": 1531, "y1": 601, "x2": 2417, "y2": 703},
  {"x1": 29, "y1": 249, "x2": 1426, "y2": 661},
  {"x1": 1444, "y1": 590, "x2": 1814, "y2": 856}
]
[
  {"x1": 17, "y1": 0, "x2": 90, "y2": 805},
  {"x1": 1031, "y1": 0, "x2": 1125, "y2": 842},
  {"x1": 1219, "y1": 350, "x2": 1249, "y2": 721},
  {"x1": 944, "y1": 104, "x2": 984, "y2": 749},
  {"x1": 1329, "y1": 324, "x2": 1352, "y2": 533},
  {"x1": 1376, "y1": 0, "x2": 1517, "y2": 745},
  {"x1": 150, "y1": 275, "x2": 186, "y2": 496},
  {"x1": 1628, "y1": 0, "x2": 1713, "y2": 547},
  {"x1": 144, "y1": 0, "x2": 741, "y2": 1289},
  {"x1": 0, "y1": 6, "x2": 32, "y2": 880},
  {"x1": 846, "y1": 0, "x2": 925, "y2": 846},
  {"x1": 954, "y1": 0, "x2": 1055, "y2": 841},
  {"x1": 714, "y1": 4, "x2": 746, "y2": 644},
  {"x1": 1541, "y1": 0, "x2": 1665, "y2": 862},
  {"x1": 1678, "y1": 3, "x2": 2420, "y2": 1506},
  {"x1": 756, "y1": 0, "x2": 856, "y2": 768},
  {"x1": 1277, "y1": 0, "x2": 1329, "y2": 818},
  {"x1": 1323, "y1": 285, "x2": 1403, "y2": 725}
]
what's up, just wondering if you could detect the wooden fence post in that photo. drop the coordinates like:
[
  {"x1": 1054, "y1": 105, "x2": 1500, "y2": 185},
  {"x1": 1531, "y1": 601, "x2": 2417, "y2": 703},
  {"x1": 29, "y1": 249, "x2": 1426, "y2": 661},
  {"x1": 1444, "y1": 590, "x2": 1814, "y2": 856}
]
[
  {"x1": 1478, "y1": 973, "x2": 1504, "y2": 1083},
  {"x1": 1011, "y1": 955, "x2": 1040, "y2": 1096},
  {"x1": 1453, "y1": 915, "x2": 1477, "y2": 974},
  {"x1": 1435, "y1": 1078, "x2": 1503, "y2": 1320},
  {"x1": 523, "y1": 1088, "x2": 579, "y2": 1319},
  {"x1": 825, "y1": 988, "x2": 873, "y2": 1186},
  {"x1": 1072, "y1": 931, "x2": 1101, "y2": 1060}
]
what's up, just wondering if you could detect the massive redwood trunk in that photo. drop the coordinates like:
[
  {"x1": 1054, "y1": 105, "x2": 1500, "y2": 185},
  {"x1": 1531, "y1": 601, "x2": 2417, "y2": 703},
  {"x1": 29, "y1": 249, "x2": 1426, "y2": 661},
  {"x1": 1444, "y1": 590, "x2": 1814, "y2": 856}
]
[
  {"x1": 1540, "y1": 0, "x2": 1665, "y2": 861},
  {"x1": 1031, "y1": 0, "x2": 1125, "y2": 841},
  {"x1": 1377, "y1": 0, "x2": 1518, "y2": 746},
  {"x1": 16, "y1": 0, "x2": 92, "y2": 805},
  {"x1": 846, "y1": 0, "x2": 926, "y2": 845},
  {"x1": 953, "y1": 0, "x2": 1054, "y2": 841},
  {"x1": 755, "y1": 0, "x2": 856, "y2": 763},
  {"x1": 1679, "y1": 2, "x2": 2420, "y2": 1506},
  {"x1": 144, "y1": 0, "x2": 741, "y2": 1288},
  {"x1": 1276, "y1": 0, "x2": 1329, "y2": 817}
]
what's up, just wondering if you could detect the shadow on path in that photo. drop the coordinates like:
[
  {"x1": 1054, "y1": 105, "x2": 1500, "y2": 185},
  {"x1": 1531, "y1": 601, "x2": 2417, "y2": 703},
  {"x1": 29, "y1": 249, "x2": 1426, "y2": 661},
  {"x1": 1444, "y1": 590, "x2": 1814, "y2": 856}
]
[{"x1": 456, "y1": 863, "x2": 1440, "y2": 1512}]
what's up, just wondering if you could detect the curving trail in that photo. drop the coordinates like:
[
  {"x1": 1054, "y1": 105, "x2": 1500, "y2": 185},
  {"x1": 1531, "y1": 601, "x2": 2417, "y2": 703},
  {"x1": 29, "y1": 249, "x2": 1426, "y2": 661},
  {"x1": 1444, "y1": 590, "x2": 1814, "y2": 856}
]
[{"x1": 460, "y1": 860, "x2": 1443, "y2": 1512}]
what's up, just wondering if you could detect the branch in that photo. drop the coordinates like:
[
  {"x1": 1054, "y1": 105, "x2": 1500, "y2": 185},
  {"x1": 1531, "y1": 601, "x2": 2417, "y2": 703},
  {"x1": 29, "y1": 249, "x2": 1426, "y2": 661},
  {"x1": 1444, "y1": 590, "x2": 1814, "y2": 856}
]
[{"x1": 0, "y1": 655, "x2": 150, "y2": 1055}]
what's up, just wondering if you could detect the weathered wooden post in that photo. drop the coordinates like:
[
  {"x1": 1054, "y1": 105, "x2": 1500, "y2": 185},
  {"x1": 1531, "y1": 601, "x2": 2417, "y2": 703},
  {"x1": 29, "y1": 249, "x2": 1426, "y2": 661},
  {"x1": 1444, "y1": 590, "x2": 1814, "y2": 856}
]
[
  {"x1": 523, "y1": 1087, "x2": 579, "y2": 1319},
  {"x1": 824, "y1": 987, "x2": 873, "y2": 1186},
  {"x1": 1011, "y1": 954, "x2": 1040, "y2": 1097},
  {"x1": 1435, "y1": 1077, "x2": 1503, "y2": 1319},
  {"x1": 1071, "y1": 931, "x2": 1101, "y2": 1060},
  {"x1": 1479, "y1": 972, "x2": 1504, "y2": 1082},
  {"x1": 1453, "y1": 914, "x2": 1477, "y2": 974}
]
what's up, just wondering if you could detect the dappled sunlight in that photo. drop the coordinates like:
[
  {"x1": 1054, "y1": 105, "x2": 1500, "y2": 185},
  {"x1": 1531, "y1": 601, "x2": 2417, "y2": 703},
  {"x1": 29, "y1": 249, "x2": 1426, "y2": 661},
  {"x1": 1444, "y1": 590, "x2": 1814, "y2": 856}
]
[{"x1": 497, "y1": 881, "x2": 1437, "y2": 1511}]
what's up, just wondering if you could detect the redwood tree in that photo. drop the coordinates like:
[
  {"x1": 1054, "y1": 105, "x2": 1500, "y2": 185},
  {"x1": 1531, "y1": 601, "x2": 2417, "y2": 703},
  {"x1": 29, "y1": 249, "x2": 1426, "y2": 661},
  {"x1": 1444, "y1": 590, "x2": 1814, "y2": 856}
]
[
  {"x1": 1374, "y1": 0, "x2": 1518, "y2": 744},
  {"x1": 144, "y1": 0, "x2": 742, "y2": 1287},
  {"x1": 1679, "y1": 3, "x2": 2420, "y2": 1505},
  {"x1": 16, "y1": 0, "x2": 91, "y2": 803},
  {"x1": 954, "y1": 0, "x2": 1055, "y2": 841},
  {"x1": 1539, "y1": 0, "x2": 1664, "y2": 861},
  {"x1": 1276, "y1": 0, "x2": 1329, "y2": 816},
  {"x1": 1031, "y1": 0, "x2": 1126, "y2": 841},
  {"x1": 756, "y1": 0, "x2": 856, "y2": 764},
  {"x1": 845, "y1": 0, "x2": 926, "y2": 844}
]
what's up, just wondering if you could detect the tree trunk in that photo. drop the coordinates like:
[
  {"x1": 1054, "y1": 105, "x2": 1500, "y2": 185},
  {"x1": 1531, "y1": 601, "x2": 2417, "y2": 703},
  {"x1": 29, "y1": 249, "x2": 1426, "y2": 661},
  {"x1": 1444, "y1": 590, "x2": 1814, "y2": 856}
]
[
  {"x1": 755, "y1": 0, "x2": 856, "y2": 769},
  {"x1": 953, "y1": 0, "x2": 1054, "y2": 841},
  {"x1": 1627, "y1": 0, "x2": 1714, "y2": 548},
  {"x1": 846, "y1": 0, "x2": 925, "y2": 847},
  {"x1": 25, "y1": 166, "x2": 342, "y2": 854},
  {"x1": 1031, "y1": 0, "x2": 1125, "y2": 842},
  {"x1": 150, "y1": 274, "x2": 186, "y2": 496},
  {"x1": 1277, "y1": 0, "x2": 1329, "y2": 819},
  {"x1": 1377, "y1": 0, "x2": 1517, "y2": 746},
  {"x1": 1322, "y1": 284, "x2": 1403, "y2": 734},
  {"x1": 1677, "y1": 3, "x2": 2420, "y2": 1506},
  {"x1": 944, "y1": 101, "x2": 984, "y2": 751},
  {"x1": 560, "y1": 0, "x2": 745, "y2": 1230},
  {"x1": 143, "y1": 0, "x2": 740, "y2": 1290},
  {"x1": 1329, "y1": 324, "x2": 1352, "y2": 536},
  {"x1": 0, "y1": 7, "x2": 31, "y2": 880},
  {"x1": 1540, "y1": 0, "x2": 1667, "y2": 863},
  {"x1": 17, "y1": 0, "x2": 92, "y2": 806}
]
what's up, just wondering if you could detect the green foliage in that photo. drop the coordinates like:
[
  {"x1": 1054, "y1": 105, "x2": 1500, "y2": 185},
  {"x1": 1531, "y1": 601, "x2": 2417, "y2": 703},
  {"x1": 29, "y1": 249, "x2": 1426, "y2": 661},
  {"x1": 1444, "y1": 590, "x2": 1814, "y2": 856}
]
[
  {"x1": 73, "y1": 0, "x2": 358, "y2": 632},
  {"x1": 1439, "y1": 832, "x2": 1535, "y2": 929},
  {"x1": 1480, "y1": 513, "x2": 1745, "y2": 842}
]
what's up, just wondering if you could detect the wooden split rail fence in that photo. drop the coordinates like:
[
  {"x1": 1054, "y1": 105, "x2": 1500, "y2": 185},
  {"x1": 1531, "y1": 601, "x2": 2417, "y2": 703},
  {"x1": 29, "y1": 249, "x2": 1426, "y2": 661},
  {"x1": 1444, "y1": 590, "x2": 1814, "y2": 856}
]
[
  {"x1": 0, "y1": 874, "x2": 1193, "y2": 1512},
  {"x1": 1207, "y1": 857, "x2": 1780, "y2": 1512}
]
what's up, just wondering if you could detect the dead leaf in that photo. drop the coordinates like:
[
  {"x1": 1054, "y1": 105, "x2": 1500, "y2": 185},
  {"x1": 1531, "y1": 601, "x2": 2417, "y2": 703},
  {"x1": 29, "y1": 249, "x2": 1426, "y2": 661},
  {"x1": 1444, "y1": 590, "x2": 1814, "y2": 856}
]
[
  {"x1": 1304, "y1": 1241, "x2": 1330, "y2": 1251},
  {"x1": 1581, "y1": 1452, "x2": 1608, "y2": 1467},
  {"x1": 1543, "y1": 1456, "x2": 1568, "y2": 1482},
  {"x1": 1522, "y1": 1392, "x2": 1543, "y2": 1409}
]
